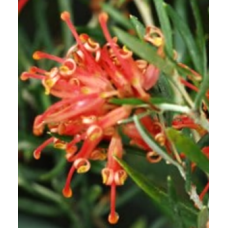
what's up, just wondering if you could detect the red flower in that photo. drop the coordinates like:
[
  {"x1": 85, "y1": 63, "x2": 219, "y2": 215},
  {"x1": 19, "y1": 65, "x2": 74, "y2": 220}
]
[{"x1": 20, "y1": 11, "x2": 171, "y2": 224}]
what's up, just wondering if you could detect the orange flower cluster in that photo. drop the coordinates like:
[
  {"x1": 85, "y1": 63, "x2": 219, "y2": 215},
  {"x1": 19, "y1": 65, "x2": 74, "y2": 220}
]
[
  {"x1": 20, "y1": 11, "x2": 163, "y2": 224},
  {"x1": 20, "y1": 11, "x2": 208, "y2": 223}
]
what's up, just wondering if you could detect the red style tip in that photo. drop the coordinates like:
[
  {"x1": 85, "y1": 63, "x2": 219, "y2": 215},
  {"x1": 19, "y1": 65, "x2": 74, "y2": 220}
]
[
  {"x1": 108, "y1": 212, "x2": 119, "y2": 224},
  {"x1": 29, "y1": 67, "x2": 37, "y2": 74},
  {"x1": 61, "y1": 11, "x2": 71, "y2": 21},
  {"x1": 99, "y1": 12, "x2": 109, "y2": 22},
  {"x1": 62, "y1": 187, "x2": 73, "y2": 198},
  {"x1": 33, "y1": 150, "x2": 41, "y2": 160},
  {"x1": 20, "y1": 72, "x2": 29, "y2": 81},
  {"x1": 33, "y1": 51, "x2": 42, "y2": 60}
]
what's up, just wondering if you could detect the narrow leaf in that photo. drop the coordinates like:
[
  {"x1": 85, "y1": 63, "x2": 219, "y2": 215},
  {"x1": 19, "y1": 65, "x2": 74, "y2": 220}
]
[
  {"x1": 115, "y1": 157, "x2": 197, "y2": 226},
  {"x1": 109, "y1": 98, "x2": 145, "y2": 105},
  {"x1": 167, "y1": 176, "x2": 184, "y2": 228},
  {"x1": 185, "y1": 159, "x2": 192, "y2": 193},
  {"x1": 40, "y1": 155, "x2": 67, "y2": 181},
  {"x1": 166, "y1": 128, "x2": 209, "y2": 173},
  {"x1": 166, "y1": 5, "x2": 202, "y2": 74},
  {"x1": 109, "y1": 97, "x2": 171, "y2": 106},
  {"x1": 198, "y1": 207, "x2": 209, "y2": 228},
  {"x1": 19, "y1": 214, "x2": 61, "y2": 228},
  {"x1": 58, "y1": 0, "x2": 74, "y2": 48},
  {"x1": 154, "y1": 0, "x2": 173, "y2": 57},
  {"x1": 113, "y1": 27, "x2": 174, "y2": 75},
  {"x1": 102, "y1": 3, "x2": 133, "y2": 29},
  {"x1": 173, "y1": 0, "x2": 188, "y2": 62},
  {"x1": 129, "y1": 15, "x2": 145, "y2": 40},
  {"x1": 115, "y1": 157, "x2": 169, "y2": 206},
  {"x1": 194, "y1": 72, "x2": 209, "y2": 110},
  {"x1": 190, "y1": 0, "x2": 207, "y2": 77},
  {"x1": 33, "y1": 0, "x2": 54, "y2": 51},
  {"x1": 19, "y1": 198, "x2": 61, "y2": 217}
]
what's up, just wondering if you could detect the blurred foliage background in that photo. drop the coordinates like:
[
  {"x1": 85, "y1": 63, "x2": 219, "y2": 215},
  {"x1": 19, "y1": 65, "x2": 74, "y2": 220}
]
[{"x1": 18, "y1": 0, "x2": 209, "y2": 228}]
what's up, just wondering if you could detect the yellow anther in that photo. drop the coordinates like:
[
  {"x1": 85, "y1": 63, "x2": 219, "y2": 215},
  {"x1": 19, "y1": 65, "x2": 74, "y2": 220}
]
[
  {"x1": 59, "y1": 65, "x2": 69, "y2": 73},
  {"x1": 77, "y1": 165, "x2": 89, "y2": 173},
  {"x1": 54, "y1": 142, "x2": 66, "y2": 150},
  {"x1": 153, "y1": 37, "x2": 163, "y2": 47}
]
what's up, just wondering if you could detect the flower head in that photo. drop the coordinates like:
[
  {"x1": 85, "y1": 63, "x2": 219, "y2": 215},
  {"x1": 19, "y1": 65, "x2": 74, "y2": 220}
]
[{"x1": 20, "y1": 11, "x2": 165, "y2": 224}]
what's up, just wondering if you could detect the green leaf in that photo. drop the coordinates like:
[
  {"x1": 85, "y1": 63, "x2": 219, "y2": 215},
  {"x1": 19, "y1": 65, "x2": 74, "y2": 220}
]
[
  {"x1": 19, "y1": 198, "x2": 61, "y2": 217},
  {"x1": 40, "y1": 155, "x2": 67, "y2": 181},
  {"x1": 149, "y1": 217, "x2": 170, "y2": 228},
  {"x1": 18, "y1": 43, "x2": 33, "y2": 70},
  {"x1": 185, "y1": 159, "x2": 192, "y2": 193},
  {"x1": 109, "y1": 98, "x2": 145, "y2": 105},
  {"x1": 189, "y1": 0, "x2": 209, "y2": 110},
  {"x1": 152, "y1": 73, "x2": 175, "y2": 126},
  {"x1": 18, "y1": 164, "x2": 45, "y2": 181},
  {"x1": 115, "y1": 157, "x2": 197, "y2": 226},
  {"x1": 18, "y1": 175, "x2": 62, "y2": 204},
  {"x1": 173, "y1": 0, "x2": 187, "y2": 62},
  {"x1": 166, "y1": 128, "x2": 209, "y2": 173},
  {"x1": 198, "y1": 207, "x2": 209, "y2": 228},
  {"x1": 58, "y1": 0, "x2": 74, "y2": 48},
  {"x1": 109, "y1": 97, "x2": 171, "y2": 106},
  {"x1": 166, "y1": 5, "x2": 202, "y2": 74},
  {"x1": 154, "y1": 0, "x2": 173, "y2": 57},
  {"x1": 115, "y1": 157, "x2": 169, "y2": 207},
  {"x1": 113, "y1": 27, "x2": 174, "y2": 75},
  {"x1": 194, "y1": 72, "x2": 209, "y2": 110},
  {"x1": 33, "y1": 0, "x2": 54, "y2": 52},
  {"x1": 130, "y1": 217, "x2": 147, "y2": 228},
  {"x1": 190, "y1": 0, "x2": 207, "y2": 77},
  {"x1": 102, "y1": 3, "x2": 133, "y2": 29},
  {"x1": 153, "y1": 74, "x2": 174, "y2": 101},
  {"x1": 129, "y1": 15, "x2": 146, "y2": 40},
  {"x1": 19, "y1": 214, "x2": 61, "y2": 228},
  {"x1": 167, "y1": 176, "x2": 184, "y2": 228},
  {"x1": 150, "y1": 97, "x2": 173, "y2": 105}
]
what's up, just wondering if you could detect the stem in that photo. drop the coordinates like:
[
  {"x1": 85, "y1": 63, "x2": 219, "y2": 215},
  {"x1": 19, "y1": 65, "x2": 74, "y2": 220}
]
[
  {"x1": 159, "y1": 114, "x2": 183, "y2": 164},
  {"x1": 189, "y1": 185, "x2": 203, "y2": 210},
  {"x1": 170, "y1": 70, "x2": 209, "y2": 131},
  {"x1": 190, "y1": 111, "x2": 209, "y2": 132},
  {"x1": 171, "y1": 70, "x2": 194, "y2": 108},
  {"x1": 157, "y1": 103, "x2": 191, "y2": 114}
]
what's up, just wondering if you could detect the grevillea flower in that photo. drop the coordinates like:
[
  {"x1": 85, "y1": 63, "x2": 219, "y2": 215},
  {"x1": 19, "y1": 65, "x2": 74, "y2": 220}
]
[
  {"x1": 20, "y1": 10, "x2": 208, "y2": 223},
  {"x1": 20, "y1": 11, "x2": 162, "y2": 223}
]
